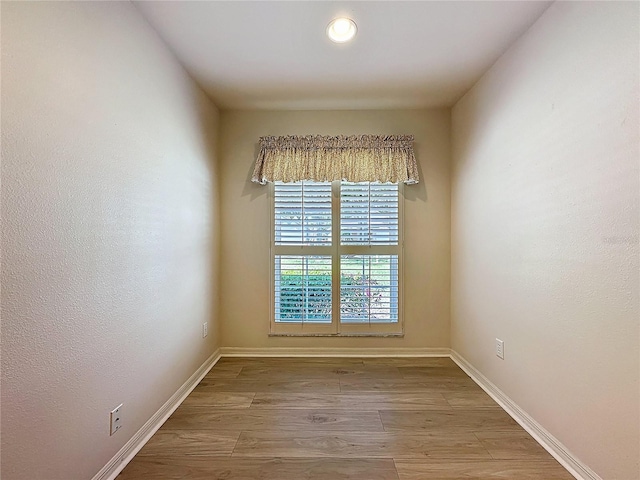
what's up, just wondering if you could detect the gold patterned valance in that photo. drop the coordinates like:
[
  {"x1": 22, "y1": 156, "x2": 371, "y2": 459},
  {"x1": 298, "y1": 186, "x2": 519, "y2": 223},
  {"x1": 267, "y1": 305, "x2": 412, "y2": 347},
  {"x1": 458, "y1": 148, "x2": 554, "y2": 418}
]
[{"x1": 251, "y1": 135, "x2": 418, "y2": 185}]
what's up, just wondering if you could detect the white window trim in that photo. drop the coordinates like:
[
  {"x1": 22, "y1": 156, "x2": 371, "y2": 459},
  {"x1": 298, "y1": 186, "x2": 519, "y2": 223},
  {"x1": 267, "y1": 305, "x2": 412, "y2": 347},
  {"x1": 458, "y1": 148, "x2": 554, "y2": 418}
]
[{"x1": 269, "y1": 180, "x2": 404, "y2": 337}]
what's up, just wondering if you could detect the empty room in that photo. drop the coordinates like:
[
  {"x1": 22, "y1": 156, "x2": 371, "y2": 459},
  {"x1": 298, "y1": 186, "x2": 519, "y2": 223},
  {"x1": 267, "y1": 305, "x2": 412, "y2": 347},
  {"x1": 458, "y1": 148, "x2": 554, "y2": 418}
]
[{"x1": 1, "y1": 1, "x2": 638, "y2": 479}]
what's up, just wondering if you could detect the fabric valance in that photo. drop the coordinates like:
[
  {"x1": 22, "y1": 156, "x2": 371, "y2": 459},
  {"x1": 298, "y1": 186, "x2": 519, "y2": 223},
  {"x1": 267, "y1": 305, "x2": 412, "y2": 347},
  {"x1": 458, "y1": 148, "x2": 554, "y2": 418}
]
[{"x1": 251, "y1": 135, "x2": 418, "y2": 185}]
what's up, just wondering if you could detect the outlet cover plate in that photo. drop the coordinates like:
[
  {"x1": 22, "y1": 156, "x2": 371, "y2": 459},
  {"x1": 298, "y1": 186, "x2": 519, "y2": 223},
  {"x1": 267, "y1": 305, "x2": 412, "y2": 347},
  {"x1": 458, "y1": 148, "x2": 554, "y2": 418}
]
[
  {"x1": 110, "y1": 404, "x2": 123, "y2": 436},
  {"x1": 496, "y1": 338, "x2": 504, "y2": 359}
]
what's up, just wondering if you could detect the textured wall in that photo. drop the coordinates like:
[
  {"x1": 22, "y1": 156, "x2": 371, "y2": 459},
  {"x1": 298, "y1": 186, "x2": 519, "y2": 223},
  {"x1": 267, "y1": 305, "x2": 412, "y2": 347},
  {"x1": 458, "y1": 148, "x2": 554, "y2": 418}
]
[
  {"x1": 218, "y1": 109, "x2": 451, "y2": 349},
  {"x1": 451, "y1": 2, "x2": 639, "y2": 479},
  {"x1": 1, "y1": 3, "x2": 221, "y2": 479}
]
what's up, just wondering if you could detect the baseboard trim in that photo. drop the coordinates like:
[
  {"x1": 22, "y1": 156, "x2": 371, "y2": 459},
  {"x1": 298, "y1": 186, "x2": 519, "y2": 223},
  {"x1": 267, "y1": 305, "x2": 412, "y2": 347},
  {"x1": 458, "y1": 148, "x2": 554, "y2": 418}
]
[
  {"x1": 93, "y1": 347, "x2": 595, "y2": 480},
  {"x1": 92, "y1": 348, "x2": 222, "y2": 480},
  {"x1": 450, "y1": 350, "x2": 601, "y2": 480},
  {"x1": 219, "y1": 347, "x2": 451, "y2": 357}
]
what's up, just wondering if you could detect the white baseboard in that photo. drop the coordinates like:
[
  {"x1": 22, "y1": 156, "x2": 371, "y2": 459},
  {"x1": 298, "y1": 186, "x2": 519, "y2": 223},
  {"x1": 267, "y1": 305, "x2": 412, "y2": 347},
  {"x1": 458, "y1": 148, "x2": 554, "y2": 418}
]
[
  {"x1": 92, "y1": 348, "x2": 222, "y2": 480},
  {"x1": 219, "y1": 346, "x2": 451, "y2": 357},
  {"x1": 450, "y1": 350, "x2": 601, "y2": 480},
  {"x1": 93, "y1": 347, "x2": 595, "y2": 480}
]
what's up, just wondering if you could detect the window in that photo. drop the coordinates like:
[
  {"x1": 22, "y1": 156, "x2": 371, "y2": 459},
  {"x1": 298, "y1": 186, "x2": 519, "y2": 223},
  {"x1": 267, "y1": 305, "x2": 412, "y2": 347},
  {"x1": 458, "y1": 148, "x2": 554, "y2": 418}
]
[{"x1": 271, "y1": 181, "x2": 402, "y2": 335}]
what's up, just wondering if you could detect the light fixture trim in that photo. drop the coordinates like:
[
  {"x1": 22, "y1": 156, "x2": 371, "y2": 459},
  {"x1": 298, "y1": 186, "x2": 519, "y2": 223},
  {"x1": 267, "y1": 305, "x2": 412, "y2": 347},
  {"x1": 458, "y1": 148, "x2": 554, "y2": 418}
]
[{"x1": 326, "y1": 17, "x2": 357, "y2": 43}]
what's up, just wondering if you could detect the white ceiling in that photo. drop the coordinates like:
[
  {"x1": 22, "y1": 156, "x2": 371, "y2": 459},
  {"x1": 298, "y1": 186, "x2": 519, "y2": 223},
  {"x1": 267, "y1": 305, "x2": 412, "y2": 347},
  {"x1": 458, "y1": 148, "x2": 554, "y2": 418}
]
[{"x1": 134, "y1": 1, "x2": 551, "y2": 110}]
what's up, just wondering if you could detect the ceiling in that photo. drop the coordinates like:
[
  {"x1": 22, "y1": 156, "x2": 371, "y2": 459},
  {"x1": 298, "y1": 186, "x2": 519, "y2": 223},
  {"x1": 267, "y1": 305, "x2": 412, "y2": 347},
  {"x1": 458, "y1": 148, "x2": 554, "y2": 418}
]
[{"x1": 134, "y1": 1, "x2": 552, "y2": 110}]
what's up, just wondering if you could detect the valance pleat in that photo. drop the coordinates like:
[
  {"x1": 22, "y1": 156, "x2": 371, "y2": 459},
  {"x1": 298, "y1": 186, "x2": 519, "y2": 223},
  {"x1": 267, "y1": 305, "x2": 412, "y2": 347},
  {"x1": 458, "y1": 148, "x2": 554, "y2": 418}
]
[{"x1": 251, "y1": 135, "x2": 419, "y2": 185}]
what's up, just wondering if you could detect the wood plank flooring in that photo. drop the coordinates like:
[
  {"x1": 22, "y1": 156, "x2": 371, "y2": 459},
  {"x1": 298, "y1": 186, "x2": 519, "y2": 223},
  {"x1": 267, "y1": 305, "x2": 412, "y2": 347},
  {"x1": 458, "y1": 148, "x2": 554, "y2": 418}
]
[{"x1": 118, "y1": 357, "x2": 573, "y2": 480}]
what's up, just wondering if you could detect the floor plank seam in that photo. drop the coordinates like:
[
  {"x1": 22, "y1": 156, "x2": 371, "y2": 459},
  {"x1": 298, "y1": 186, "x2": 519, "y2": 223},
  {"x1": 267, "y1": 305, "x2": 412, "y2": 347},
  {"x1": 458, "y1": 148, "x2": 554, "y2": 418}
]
[
  {"x1": 377, "y1": 410, "x2": 387, "y2": 433},
  {"x1": 472, "y1": 431, "x2": 497, "y2": 460},
  {"x1": 230, "y1": 430, "x2": 243, "y2": 456}
]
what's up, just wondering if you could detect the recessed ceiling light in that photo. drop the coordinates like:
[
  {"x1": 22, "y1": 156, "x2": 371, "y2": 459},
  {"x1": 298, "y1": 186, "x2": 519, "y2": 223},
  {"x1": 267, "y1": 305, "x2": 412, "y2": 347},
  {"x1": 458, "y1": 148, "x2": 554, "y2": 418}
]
[{"x1": 326, "y1": 17, "x2": 357, "y2": 43}]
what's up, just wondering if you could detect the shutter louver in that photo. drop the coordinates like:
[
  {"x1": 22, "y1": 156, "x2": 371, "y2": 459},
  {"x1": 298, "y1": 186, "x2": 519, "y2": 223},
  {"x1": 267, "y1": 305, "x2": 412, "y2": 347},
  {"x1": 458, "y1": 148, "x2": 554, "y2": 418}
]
[
  {"x1": 340, "y1": 255, "x2": 399, "y2": 323},
  {"x1": 274, "y1": 255, "x2": 332, "y2": 323},
  {"x1": 275, "y1": 182, "x2": 332, "y2": 246},
  {"x1": 341, "y1": 183, "x2": 399, "y2": 245}
]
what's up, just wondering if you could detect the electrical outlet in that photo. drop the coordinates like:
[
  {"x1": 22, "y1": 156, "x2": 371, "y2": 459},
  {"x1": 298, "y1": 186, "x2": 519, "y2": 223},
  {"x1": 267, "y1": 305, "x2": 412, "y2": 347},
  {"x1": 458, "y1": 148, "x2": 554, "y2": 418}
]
[
  {"x1": 110, "y1": 404, "x2": 123, "y2": 436},
  {"x1": 495, "y1": 338, "x2": 504, "y2": 359},
  {"x1": 202, "y1": 322, "x2": 208, "y2": 338}
]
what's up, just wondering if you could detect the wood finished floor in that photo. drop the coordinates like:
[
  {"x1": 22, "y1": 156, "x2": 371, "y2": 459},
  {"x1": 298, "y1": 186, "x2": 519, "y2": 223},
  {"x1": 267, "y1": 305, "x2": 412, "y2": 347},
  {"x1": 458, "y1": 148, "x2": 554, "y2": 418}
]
[{"x1": 118, "y1": 357, "x2": 573, "y2": 479}]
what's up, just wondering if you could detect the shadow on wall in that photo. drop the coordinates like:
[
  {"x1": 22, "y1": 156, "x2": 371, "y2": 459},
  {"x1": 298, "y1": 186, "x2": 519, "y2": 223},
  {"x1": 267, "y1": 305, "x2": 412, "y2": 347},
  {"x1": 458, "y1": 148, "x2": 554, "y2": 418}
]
[
  {"x1": 192, "y1": 86, "x2": 222, "y2": 347},
  {"x1": 235, "y1": 142, "x2": 268, "y2": 201},
  {"x1": 404, "y1": 140, "x2": 427, "y2": 203}
]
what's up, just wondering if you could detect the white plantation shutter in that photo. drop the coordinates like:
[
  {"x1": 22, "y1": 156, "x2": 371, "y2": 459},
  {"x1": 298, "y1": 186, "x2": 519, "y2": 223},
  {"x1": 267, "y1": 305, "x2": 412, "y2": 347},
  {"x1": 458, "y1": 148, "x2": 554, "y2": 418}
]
[
  {"x1": 271, "y1": 181, "x2": 402, "y2": 334},
  {"x1": 274, "y1": 255, "x2": 332, "y2": 323},
  {"x1": 340, "y1": 255, "x2": 399, "y2": 323},
  {"x1": 275, "y1": 182, "x2": 332, "y2": 246},
  {"x1": 341, "y1": 183, "x2": 399, "y2": 245}
]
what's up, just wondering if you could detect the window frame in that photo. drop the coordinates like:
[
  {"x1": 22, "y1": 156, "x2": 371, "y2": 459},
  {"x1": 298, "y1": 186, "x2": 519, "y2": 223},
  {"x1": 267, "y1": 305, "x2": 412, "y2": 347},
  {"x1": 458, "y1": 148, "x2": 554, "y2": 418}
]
[{"x1": 269, "y1": 180, "x2": 404, "y2": 337}]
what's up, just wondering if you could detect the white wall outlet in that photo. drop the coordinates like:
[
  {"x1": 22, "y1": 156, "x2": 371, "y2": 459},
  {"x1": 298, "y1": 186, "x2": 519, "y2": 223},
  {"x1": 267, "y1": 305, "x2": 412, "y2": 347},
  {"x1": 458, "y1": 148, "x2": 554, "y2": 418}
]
[
  {"x1": 110, "y1": 404, "x2": 123, "y2": 436},
  {"x1": 202, "y1": 322, "x2": 208, "y2": 338},
  {"x1": 496, "y1": 338, "x2": 505, "y2": 359}
]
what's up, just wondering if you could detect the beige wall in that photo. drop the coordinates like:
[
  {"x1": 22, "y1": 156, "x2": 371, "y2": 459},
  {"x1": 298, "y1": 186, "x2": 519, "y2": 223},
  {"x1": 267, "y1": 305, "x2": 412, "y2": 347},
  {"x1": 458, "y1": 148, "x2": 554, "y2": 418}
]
[
  {"x1": 451, "y1": 2, "x2": 639, "y2": 479},
  {"x1": 218, "y1": 109, "x2": 450, "y2": 349},
  {"x1": 1, "y1": 3, "x2": 221, "y2": 479}
]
